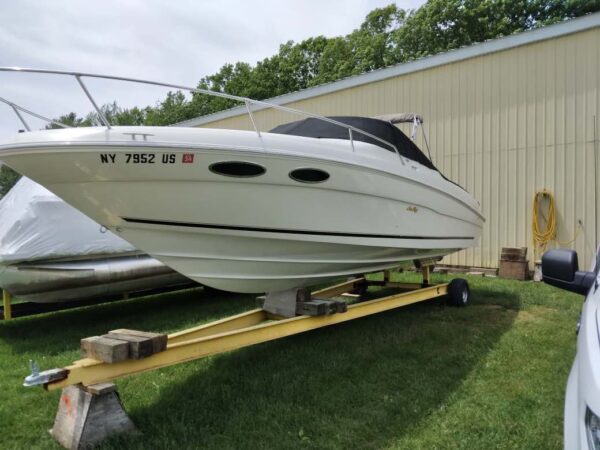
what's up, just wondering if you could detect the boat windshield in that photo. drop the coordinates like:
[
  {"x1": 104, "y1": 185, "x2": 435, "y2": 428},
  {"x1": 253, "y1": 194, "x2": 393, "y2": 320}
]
[{"x1": 269, "y1": 116, "x2": 438, "y2": 171}]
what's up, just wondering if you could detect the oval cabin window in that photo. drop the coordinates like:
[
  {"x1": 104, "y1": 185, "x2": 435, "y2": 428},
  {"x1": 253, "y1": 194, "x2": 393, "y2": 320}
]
[
  {"x1": 289, "y1": 168, "x2": 330, "y2": 183},
  {"x1": 209, "y1": 161, "x2": 266, "y2": 178}
]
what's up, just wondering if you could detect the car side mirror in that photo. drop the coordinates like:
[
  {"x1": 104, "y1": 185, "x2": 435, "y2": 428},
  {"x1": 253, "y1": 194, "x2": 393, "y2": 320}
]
[{"x1": 542, "y1": 249, "x2": 595, "y2": 295}]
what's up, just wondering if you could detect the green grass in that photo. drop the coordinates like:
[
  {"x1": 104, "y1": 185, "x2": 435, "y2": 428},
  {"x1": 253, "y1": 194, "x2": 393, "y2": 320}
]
[{"x1": 0, "y1": 273, "x2": 582, "y2": 449}]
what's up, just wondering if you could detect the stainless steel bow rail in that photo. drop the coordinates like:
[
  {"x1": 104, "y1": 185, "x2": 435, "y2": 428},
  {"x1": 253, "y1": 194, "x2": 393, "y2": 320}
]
[{"x1": 0, "y1": 67, "x2": 406, "y2": 163}]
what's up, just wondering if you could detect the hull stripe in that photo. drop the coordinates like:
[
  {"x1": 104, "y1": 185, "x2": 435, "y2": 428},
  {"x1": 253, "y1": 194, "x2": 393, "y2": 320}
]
[{"x1": 122, "y1": 217, "x2": 475, "y2": 241}]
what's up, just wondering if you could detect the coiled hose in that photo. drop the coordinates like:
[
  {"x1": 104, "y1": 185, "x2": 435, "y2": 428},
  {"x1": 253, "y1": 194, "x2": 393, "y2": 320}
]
[
  {"x1": 532, "y1": 189, "x2": 580, "y2": 260},
  {"x1": 532, "y1": 190, "x2": 556, "y2": 260}
]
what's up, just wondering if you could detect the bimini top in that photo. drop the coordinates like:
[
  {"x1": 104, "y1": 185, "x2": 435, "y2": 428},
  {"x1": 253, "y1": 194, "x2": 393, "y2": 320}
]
[{"x1": 270, "y1": 116, "x2": 437, "y2": 171}]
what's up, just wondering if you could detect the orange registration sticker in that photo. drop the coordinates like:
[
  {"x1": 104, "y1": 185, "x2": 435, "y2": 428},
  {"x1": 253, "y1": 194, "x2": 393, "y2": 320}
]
[{"x1": 182, "y1": 153, "x2": 194, "y2": 163}]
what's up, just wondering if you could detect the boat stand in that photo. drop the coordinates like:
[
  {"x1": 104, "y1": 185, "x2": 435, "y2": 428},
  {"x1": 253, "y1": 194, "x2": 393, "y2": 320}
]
[
  {"x1": 24, "y1": 268, "x2": 469, "y2": 449},
  {"x1": 50, "y1": 382, "x2": 138, "y2": 450},
  {"x1": 2, "y1": 290, "x2": 12, "y2": 320}
]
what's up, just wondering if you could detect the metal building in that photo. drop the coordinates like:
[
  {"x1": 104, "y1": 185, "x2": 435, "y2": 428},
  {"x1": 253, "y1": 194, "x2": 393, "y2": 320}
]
[{"x1": 181, "y1": 13, "x2": 600, "y2": 269}]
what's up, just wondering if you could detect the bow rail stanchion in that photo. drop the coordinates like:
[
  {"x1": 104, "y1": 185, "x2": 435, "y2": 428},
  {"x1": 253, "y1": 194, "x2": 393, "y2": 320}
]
[
  {"x1": 0, "y1": 96, "x2": 70, "y2": 130},
  {"x1": 0, "y1": 66, "x2": 404, "y2": 161},
  {"x1": 20, "y1": 266, "x2": 470, "y2": 449}
]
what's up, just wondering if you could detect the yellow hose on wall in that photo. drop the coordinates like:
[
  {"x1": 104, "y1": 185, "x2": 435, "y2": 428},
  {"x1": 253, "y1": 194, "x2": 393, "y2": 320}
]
[
  {"x1": 532, "y1": 189, "x2": 581, "y2": 261},
  {"x1": 532, "y1": 190, "x2": 556, "y2": 260}
]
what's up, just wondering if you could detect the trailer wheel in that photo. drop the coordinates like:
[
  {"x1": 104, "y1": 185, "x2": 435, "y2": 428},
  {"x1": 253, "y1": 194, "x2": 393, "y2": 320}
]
[{"x1": 447, "y1": 278, "x2": 469, "y2": 307}]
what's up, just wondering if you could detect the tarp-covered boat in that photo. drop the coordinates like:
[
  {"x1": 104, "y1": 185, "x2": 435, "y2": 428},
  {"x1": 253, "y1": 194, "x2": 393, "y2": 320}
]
[{"x1": 0, "y1": 177, "x2": 192, "y2": 303}]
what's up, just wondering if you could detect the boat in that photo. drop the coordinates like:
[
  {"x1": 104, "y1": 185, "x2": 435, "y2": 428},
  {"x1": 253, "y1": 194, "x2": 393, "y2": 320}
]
[
  {"x1": 0, "y1": 68, "x2": 484, "y2": 295},
  {"x1": 0, "y1": 177, "x2": 193, "y2": 303}
]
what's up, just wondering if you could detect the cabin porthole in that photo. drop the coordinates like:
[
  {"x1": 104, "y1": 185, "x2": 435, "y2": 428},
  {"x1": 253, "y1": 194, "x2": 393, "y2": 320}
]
[
  {"x1": 289, "y1": 168, "x2": 330, "y2": 184},
  {"x1": 209, "y1": 161, "x2": 266, "y2": 178}
]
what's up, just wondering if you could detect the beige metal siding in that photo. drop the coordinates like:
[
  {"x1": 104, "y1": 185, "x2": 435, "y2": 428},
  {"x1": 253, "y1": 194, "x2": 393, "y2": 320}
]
[{"x1": 196, "y1": 28, "x2": 600, "y2": 269}]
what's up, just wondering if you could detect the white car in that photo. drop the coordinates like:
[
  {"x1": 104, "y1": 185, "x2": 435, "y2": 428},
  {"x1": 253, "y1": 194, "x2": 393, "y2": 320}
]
[{"x1": 542, "y1": 249, "x2": 598, "y2": 449}]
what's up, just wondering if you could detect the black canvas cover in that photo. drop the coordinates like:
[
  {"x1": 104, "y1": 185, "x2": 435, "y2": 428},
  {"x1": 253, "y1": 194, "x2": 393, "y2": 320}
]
[{"x1": 269, "y1": 116, "x2": 437, "y2": 171}]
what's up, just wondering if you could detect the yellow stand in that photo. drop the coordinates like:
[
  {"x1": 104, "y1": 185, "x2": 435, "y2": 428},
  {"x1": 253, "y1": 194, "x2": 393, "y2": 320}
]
[
  {"x1": 422, "y1": 266, "x2": 431, "y2": 285},
  {"x1": 2, "y1": 290, "x2": 12, "y2": 320}
]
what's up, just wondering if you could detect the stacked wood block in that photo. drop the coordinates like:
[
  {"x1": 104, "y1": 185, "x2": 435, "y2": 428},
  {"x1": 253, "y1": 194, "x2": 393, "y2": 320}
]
[
  {"x1": 498, "y1": 247, "x2": 529, "y2": 281},
  {"x1": 81, "y1": 329, "x2": 168, "y2": 363}
]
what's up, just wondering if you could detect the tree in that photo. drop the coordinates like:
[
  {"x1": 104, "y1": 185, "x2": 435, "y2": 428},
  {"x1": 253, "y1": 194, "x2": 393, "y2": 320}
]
[
  {"x1": 145, "y1": 91, "x2": 196, "y2": 126},
  {"x1": 392, "y1": 0, "x2": 600, "y2": 62},
  {"x1": 347, "y1": 5, "x2": 406, "y2": 74},
  {"x1": 45, "y1": 112, "x2": 91, "y2": 129},
  {"x1": 85, "y1": 102, "x2": 146, "y2": 126},
  {"x1": 0, "y1": 164, "x2": 21, "y2": 196}
]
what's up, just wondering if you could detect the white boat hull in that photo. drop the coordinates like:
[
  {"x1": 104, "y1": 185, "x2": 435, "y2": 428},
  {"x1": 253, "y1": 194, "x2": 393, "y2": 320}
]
[{"x1": 0, "y1": 126, "x2": 484, "y2": 293}]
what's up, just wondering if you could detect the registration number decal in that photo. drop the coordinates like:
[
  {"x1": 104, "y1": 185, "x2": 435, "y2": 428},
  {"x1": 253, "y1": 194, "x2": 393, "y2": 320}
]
[
  {"x1": 125, "y1": 153, "x2": 155, "y2": 164},
  {"x1": 99, "y1": 153, "x2": 191, "y2": 164}
]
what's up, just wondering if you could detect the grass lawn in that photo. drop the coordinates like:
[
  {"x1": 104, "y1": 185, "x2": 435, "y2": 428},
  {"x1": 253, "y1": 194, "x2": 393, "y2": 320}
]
[{"x1": 0, "y1": 272, "x2": 582, "y2": 449}]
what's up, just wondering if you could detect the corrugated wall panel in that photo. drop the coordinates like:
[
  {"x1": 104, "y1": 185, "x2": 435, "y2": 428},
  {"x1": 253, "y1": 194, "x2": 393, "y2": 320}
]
[{"x1": 196, "y1": 28, "x2": 600, "y2": 269}]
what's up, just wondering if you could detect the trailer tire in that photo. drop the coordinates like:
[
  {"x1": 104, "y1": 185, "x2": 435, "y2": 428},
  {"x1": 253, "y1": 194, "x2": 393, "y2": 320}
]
[{"x1": 447, "y1": 278, "x2": 469, "y2": 307}]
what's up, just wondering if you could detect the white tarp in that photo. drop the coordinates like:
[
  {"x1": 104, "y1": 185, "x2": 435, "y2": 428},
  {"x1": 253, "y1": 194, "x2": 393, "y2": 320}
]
[{"x1": 0, "y1": 177, "x2": 135, "y2": 264}]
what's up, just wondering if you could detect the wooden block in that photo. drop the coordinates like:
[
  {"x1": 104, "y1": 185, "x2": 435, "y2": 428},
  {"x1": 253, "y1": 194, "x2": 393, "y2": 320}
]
[
  {"x1": 85, "y1": 382, "x2": 117, "y2": 395},
  {"x1": 501, "y1": 246, "x2": 527, "y2": 255},
  {"x1": 103, "y1": 333, "x2": 153, "y2": 359},
  {"x1": 472, "y1": 267, "x2": 499, "y2": 276},
  {"x1": 500, "y1": 247, "x2": 528, "y2": 262},
  {"x1": 81, "y1": 336, "x2": 129, "y2": 363},
  {"x1": 499, "y1": 260, "x2": 530, "y2": 280},
  {"x1": 296, "y1": 299, "x2": 347, "y2": 316},
  {"x1": 108, "y1": 329, "x2": 168, "y2": 355}
]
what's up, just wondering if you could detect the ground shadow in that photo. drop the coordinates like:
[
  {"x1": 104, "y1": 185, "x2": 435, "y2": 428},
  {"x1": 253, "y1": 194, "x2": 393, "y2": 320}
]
[
  {"x1": 0, "y1": 287, "x2": 257, "y2": 355},
  {"x1": 95, "y1": 284, "x2": 522, "y2": 449}
]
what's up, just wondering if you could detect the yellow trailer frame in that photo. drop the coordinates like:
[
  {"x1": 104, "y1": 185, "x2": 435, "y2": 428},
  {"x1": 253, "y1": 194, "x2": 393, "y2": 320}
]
[
  {"x1": 26, "y1": 269, "x2": 465, "y2": 392},
  {"x1": 2, "y1": 290, "x2": 12, "y2": 320}
]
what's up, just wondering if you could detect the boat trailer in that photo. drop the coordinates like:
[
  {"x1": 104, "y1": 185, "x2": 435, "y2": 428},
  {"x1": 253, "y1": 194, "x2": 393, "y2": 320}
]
[{"x1": 23, "y1": 268, "x2": 469, "y2": 449}]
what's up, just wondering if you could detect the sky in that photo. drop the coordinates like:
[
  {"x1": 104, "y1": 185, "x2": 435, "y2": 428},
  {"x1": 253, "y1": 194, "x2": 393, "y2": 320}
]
[{"x1": 0, "y1": 0, "x2": 425, "y2": 140}]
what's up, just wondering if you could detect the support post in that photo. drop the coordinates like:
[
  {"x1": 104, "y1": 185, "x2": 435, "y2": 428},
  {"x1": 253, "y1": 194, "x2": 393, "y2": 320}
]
[
  {"x1": 51, "y1": 383, "x2": 137, "y2": 449},
  {"x1": 3, "y1": 289, "x2": 12, "y2": 320},
  {"x1": 383, "y1": 270, "x2": 391, "y2": 283},
  {"x1": 422, "y1": 266, "x2": 431, "y2": 286}
]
